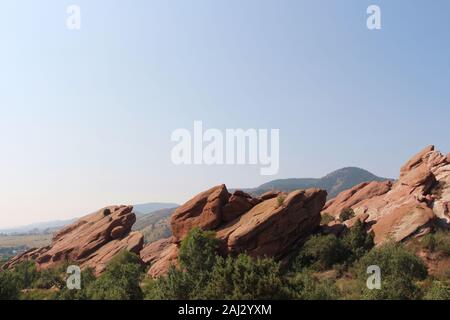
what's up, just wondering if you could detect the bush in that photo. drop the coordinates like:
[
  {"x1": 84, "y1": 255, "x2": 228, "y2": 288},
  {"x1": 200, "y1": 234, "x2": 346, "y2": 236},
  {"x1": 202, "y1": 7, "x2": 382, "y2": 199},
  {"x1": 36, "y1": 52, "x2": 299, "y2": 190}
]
[
  {"x1": 10, "y1": 261, "x2": 39, "y2": 289},
  {"x1": 339, "y1": 208, "x2": 355, "y2": 222},
  {"x1": 0, "y1": 270, "x2": 20, "y2": 300},
  {"x1": 355, "y1": 243, "x2": 428, "y2": 300},
  {"x1": 421, "y1": 230, "x2": 450, "y2": 255},
  {"x1": 291, "y1": 234, "x2": 351, "y2": 271},
  {"x1": 144, "y1": 228, "x2": 221, "y2": 300},
  {"x1": 87, "y1": 251, "x2": 144, "y2": 300},
  {"x1": 33, "y1": 268, "x2": 65, "y2": 290},
  {"x1": 424, "y1": 281, "x2": 450, "y2": 300},
  {"x1": 342, "y1": 220, "x2": 374, "y2": 260},
  {"x1": 320, "y1": 213, "x2": 335, "y2": 225},
  {"x1": 204, "y1": 255, "x2": 285, "y2": 300},
  {"x1": 57, "y1": 268, "x2": 96, "y2": 300},
  {"x1": 276, "y1": 195, "x2": 285, "y2": 208},
  {"x1": 285, "y1": 271, "x2": 339, "y2": 300}
]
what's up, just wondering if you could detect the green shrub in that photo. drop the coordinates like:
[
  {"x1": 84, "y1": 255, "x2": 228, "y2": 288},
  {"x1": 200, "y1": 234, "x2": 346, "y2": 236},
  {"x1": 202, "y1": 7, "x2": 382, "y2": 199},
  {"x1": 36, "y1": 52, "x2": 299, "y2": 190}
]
[
  {"x1": 320, "y1": 213, "x2": 335, "y2": 225},
  {"x1": 276, "y1": 195, "x2": 285, "y2": 208},
  {"x1": 57, "y1": 268, "x2": 96, "y2": 300},
  {"x1": 291, "y1": 234, "x2": 351, "y2": 271},
  {"x1": 87, "y1": 251, "x2": 144, "y2": 300},
  {"x1": 0, "y1": 270, "x2": 20, "y2": 300},
  {"x1": 424, "y1": 281, "x2": 450, "y2": 300},
  {"x1": 285, "y1": 271, "x2": 339, "y2": 300},
  {"x1": 356, "y1": 243, "x2": 428, "y2": 300},
  {"x1": 10, "y1": 261, "x2": 39, "y2": 289},
  {"x1": 421, "y1": 230, "x2": 450, "y2": 255},
  {"x1": 339, "y1": 208, "x2": 355, "y2": 222},
  {"x1": 342, "y1": 220, "x2": 374, "y2": 260},
  {"x1": 204, "y1": 255, "x2": 285, "y2": 300}
]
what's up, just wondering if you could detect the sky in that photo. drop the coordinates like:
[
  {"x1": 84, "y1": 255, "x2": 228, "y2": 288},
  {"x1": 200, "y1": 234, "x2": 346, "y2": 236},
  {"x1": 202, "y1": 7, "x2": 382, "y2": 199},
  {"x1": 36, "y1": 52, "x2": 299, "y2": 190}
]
[{"x1": 1, "y1": 0, "x2": 450, "y2": 228}]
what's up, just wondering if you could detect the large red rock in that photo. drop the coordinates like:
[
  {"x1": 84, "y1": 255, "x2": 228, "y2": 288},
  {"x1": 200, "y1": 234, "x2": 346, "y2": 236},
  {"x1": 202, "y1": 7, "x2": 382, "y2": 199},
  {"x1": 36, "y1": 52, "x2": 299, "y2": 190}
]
[
  {"x1": 323, "y1": 181, "x2": 392, "y2": 217},
  {"x1": 323, "y1": 145, "x2": 450, "y2": 245},
  {"x1": 140, "y1": 237, "x2": 179, "y2": 278},
  {"x1": 170, "y1": 184, "x2": 230, "y2": 240},
  {"x1": 3, "y1": 206, "x2": 144, "y2": 275},
  {"x1": 216, "y1": 188, "x2": 326, "y2": 258}
]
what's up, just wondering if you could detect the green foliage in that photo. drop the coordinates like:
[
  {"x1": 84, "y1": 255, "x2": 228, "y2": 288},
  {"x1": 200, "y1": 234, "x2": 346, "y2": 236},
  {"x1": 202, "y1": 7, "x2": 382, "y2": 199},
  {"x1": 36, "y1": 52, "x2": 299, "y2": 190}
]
[
  {"x1": 276, "y1": 195, "x2": 285, "y2": 208},
  {"x1": 424, "y1": 281, "x2": 450, "y2": 300},
  {"x1": 342, "y1": 220, "x2": 374, "y2": 260},
  {"x1": 20, "y1": 289, "x2": 59, "y2": 300},
  {"x1": 179, "y1": 227, "x2": 220, "y2": 274},
  {"x1": 204, "y1": 255, "x2": 285, "y2": 300},
  {"x1": 87, "y1": 251, "x2": 144, "y2": 300},
  {"x1": 33, "y1": 267, "x2": 65, "y2": 290},
  {"x1": 0, "y1": 270, "x2": 20, "y2": 300},
  {"x1": 285, "y1": 271, "x2": 339, "y2": 300},
  {"x1": 421, "y1": 230, "x2": 450, "y2": 255},
  {"x1": 57, "y1": 268, "x2": 96, "y2": 300},
  {"x1": 291, "y1": 234, "x2": 351, "y2": 271},
  {"x1": 339, "y1": 208, "x2": 355, "y2": 222},
  {"x1": 320, "y1": 213, "x2": 334, "y2": 225},
  {"x1": 356, "y1": 243, "x2": 428, "y2": 300},
  {"x1": 10, "y1": 261, "x2": 39, "y2": 289}
]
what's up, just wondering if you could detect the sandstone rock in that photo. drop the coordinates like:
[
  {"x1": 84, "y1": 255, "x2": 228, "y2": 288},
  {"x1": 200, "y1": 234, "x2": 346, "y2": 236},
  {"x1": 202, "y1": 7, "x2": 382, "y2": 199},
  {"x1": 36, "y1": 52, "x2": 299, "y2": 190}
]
[
  {"x1": 344, "y1": 213, "x2": 369, "y2": 229},
  {"x1": 447, "y1": 153, "x2": 450, "y2": 164},
  {"x1": 216, "y1": 188, "x2": 326, "y2": 259},
  {"x1": 3, "y1": 205, "x2": 144, "y2": 275},
  {"x1": 141, "y1": 237, "x2": 178, "y2": 278},
  {"x1": 260, "y1": 190, "x2": 281, "y2": 200},
  {"x1": 322, "y1": 181, "x2": 392, "y2": 217},
  {"x1": 371, "y1": 203, "x2": 434, "y2": 244},
  {"x1": 322, "y1": 146, "x2": 450, "y2": 245},
  {"x1": 170, "y1": 184, "x2": 230, "y2": 240},
  {"x1": 222, "y1": 193, "x2": 256, "y2": 222}
]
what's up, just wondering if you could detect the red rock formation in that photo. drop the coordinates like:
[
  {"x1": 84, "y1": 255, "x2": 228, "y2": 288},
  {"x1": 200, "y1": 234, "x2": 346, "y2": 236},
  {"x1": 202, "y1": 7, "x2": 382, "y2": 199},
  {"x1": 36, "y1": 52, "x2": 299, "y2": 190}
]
[
  {"x1": 323, "y1": 145, "x2": 450, "y2": 245},
  {"x1": 170, "y1": 184, "x2": 230, "y2": 240},
  {"x1": 3, "y1": 206, "x2": 144, "y2": 275},
  {"x1": 217, "y1": 188, "x2": 326, "y2": 258},
  {"x1": 144, "y1": 186, "x2": 326, "y2": 277}
]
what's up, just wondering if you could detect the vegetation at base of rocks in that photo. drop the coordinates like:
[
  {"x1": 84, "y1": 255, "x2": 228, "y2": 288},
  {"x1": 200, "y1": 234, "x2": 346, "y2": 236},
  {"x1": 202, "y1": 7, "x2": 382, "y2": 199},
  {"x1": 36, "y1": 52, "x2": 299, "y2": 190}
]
[
  {"x1": 420, "y1": 230, "x2": 450, "y2": 255},
  {"x1": 354, "y1": 243, "x2": 428, "y2": 300},
  {"x1": 320, "y1": 213, "x2": 335, "y2": 225},
  {"x1": 339, "y1": 208, "x2": 355, "y2": 222},
  {"x1": 2, "y1": 227, "x2": 450, "y2": 300}
]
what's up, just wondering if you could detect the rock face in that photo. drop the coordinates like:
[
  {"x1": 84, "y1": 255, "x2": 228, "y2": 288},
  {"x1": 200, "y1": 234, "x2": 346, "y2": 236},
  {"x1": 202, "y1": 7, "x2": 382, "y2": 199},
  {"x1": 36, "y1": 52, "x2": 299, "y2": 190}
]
[
  {"x1": 322, "y1": 146, "x2": 450, "y2": 245},
  {"x1": 3, "y1": 206, "x2": 144, "y2": 275},
  {"x1": 143, "y1": 186, "x2": 326, "y2": 277},
  {"x1": 170, "y1": 185, "x2": 230, "y2": 240}
]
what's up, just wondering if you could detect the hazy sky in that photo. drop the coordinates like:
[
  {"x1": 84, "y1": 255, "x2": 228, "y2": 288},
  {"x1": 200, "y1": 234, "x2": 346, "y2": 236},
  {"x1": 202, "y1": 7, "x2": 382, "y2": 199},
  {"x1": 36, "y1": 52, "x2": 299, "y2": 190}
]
[{"x1": 1, "y1": 0, "x2": 449, "y2": 228}]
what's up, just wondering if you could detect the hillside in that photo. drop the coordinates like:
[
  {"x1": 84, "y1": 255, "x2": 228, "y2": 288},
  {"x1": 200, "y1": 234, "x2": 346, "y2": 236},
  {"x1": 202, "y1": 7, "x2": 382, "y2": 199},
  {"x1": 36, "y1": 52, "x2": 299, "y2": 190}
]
[{"x1": 241, "y1": 167, "x2": 390, "y2": 199}]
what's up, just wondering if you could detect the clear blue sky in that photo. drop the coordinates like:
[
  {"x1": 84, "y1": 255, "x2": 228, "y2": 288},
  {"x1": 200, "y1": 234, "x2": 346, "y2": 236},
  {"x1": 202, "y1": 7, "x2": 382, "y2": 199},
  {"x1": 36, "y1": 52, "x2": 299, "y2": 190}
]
[{"x1": 1, "y1": 0, "x2": 449, "y2": 228}]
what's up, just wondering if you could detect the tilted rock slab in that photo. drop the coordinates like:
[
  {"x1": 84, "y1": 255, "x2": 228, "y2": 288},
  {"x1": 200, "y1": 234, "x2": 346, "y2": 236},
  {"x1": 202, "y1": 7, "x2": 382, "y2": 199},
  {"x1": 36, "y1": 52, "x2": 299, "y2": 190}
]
[
  {"x1": 143, "y1": 186, "x2": 326, "y2": 277},
  {"x1": 322, "y1": 145, "x2": 450, "y2": 245},
  {"x1": 3, "y1": 206, "x2": 144, "y2": 275}
]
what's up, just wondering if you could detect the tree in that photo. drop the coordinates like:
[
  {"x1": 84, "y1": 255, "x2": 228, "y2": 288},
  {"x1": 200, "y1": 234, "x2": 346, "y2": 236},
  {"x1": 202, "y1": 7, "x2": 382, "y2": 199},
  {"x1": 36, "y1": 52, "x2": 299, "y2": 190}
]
[
  {"x1": 204, "y1": 254, "x2": 285, "y2": 300},
  {"x1": 87, "y1": 251, "x2": 144, "y2": 300},
  {"x1": 284, "y1": 270, "x2": 339, "y2": 300},
  {"x1": 145, "y1": 227, "x2": 221, "y2": 300},
  {"x1": 291, "y1": 234, "x2": 351, "y2": 271},
  {"x1": 339, "y1": 208, "x2": 355, "y2": 222},
  {"x1": 356, "y1": 243, "x2": 427, "y2": 300},
  {"x1": 57, "y1": 268, "x2": 96, "y2": 300},
  {"x1": 342, "y1": 220, "x2": 374, "y2": 260},
  {"x1": 0, "y1": 270, "x2": 20, "y2": 300}
]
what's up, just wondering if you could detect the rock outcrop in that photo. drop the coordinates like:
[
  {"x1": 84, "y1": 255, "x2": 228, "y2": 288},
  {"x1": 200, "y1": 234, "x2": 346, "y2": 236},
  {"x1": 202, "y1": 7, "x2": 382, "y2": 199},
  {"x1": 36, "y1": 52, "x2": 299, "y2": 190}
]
[
  {"x1": 142, "y1": 186, "x2": 327, "y2": 277},
  {"x1": 3, "y1": 206, "x2": 144, "y2": 275},
  {"x1": 322, "y1": 146, "x2": 450, "y2": 245}
]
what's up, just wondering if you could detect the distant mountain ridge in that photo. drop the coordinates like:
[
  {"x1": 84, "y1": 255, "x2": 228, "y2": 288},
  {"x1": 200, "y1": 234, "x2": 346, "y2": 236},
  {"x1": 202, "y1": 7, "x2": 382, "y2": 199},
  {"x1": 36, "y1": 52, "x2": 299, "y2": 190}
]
[
  {"x1": 0, "y1": 202, "x2": 179, "y2": 235},
  {"x1": 239, "y1": 167, "x2": 391, "y2": 199}
]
